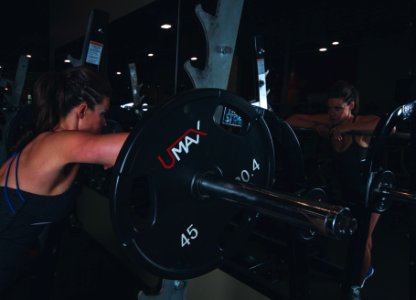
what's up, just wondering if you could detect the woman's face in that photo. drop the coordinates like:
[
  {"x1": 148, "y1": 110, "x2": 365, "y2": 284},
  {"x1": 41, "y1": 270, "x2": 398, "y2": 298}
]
[
  {"x1": 327, "y1": 97, "x2": 354, "y2": 125},
  {"x1": 80, "y1": 97, "x2": 110, "y2": 133}
]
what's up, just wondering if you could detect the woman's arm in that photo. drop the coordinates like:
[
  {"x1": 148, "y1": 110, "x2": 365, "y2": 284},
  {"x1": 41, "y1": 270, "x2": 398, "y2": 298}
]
[
  {"x1": 329, "y1": 115, "x2": 381, "y2": 142},
  {"x1": 286, "y1": 114, "x2": 331, "y2": 128},
  {"x1": 332, "y1": 115, "x2": 380, "y2": 134},
  {"x1": 50, "y1": 131, "x2": 130, "y2": 168},
  {"x1": 286, "y1": 114, "x2": 332, "y2": 138}
]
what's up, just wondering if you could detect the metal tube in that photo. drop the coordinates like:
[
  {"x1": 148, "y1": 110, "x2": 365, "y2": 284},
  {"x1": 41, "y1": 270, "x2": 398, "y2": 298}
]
[
  {"x1": 194, "y1": 173, "x2": 357, "y2": 239},
  {"x1": 378, "y1": 188, "x2": 416, "y2": 205}
]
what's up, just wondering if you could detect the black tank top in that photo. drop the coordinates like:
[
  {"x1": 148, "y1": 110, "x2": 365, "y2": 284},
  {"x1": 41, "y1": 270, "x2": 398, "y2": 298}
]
[
  {"x1": 332, "y1": 130, "x2": 368, "y2": 205},
  {"x1": 0, "y1": 151, "x2": 78, "y2": 233}
]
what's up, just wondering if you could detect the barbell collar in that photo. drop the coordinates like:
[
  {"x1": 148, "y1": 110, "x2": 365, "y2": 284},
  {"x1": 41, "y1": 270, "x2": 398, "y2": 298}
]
[{"x1": 194, "y1": 173, "x2": 357, "y2": 239}]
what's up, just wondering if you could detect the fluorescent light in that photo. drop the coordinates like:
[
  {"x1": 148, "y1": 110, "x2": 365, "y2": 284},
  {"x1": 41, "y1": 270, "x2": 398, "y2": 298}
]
[
  {"x1": 332, "y1": 41, "x2": 340, "y2": 45},
  {"x1": 161, "y1": 24, "x2": 172, "y2": 29},
  {"x1": 319, "y1": 47, "x2": 328, "y2": 52}
]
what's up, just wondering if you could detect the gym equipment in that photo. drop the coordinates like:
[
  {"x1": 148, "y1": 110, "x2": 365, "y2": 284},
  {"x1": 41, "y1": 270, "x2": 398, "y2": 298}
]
[
  {"x1": 128, "y1": 62, "x2": 146, "y2": 118},
  {"x1": 0, "y1": 55, "x2": 30, "y2": 163},
  {"x1": 184, "y1": 0, "x2": 244, "y2": 89},
  {"x1": 68, "y1": 9, "x2": 109, "y2": 70},
  {"x1": 111, "y1": 88, "x2": 357, "y2": 280},
  {"x1": 252, "y1": 35, "x2": 269, "y2": 110},
  {"x1": 339, "y1": 100, "x2": 416, "y2": 299},
  {"x1": 364, "y1": 100, "x2": 416, "y2": 212}
]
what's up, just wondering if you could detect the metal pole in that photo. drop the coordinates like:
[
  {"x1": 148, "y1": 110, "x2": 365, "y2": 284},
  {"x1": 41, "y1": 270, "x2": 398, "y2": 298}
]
[
  {"x1": 194, "y1": 173, "x2": 357, "y2": 239},
  {"x1": 174, "y1": 0, "x2": 181, "y2": 95}
]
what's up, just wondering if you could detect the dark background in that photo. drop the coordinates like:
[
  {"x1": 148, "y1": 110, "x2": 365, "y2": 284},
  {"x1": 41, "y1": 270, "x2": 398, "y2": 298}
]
[{"x1": 1, "y1": 0, "x2": 415, "y2": 117}]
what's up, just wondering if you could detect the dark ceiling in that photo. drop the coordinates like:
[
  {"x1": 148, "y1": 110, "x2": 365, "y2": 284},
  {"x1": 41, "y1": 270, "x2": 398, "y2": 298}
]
[
  {"x1": 1, "y1": 0, "x2": 413, "y2": 67},
  {"x1": 1, "y1": 0, "x2": 415, "y2": 108},
  {"x1": 0, "y1": 0, "x2": 49, "y2": 73},
  {"x1": 1, "y1": 0, "x2": 413, "y2": 70}
]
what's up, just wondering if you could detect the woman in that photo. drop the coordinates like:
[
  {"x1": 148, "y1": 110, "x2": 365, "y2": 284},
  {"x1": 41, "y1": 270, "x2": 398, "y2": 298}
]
[
  {"x1": 286, "y1": 80, "x2": 380, "y2": 289},
  {"x1": 0, "y1": 66, "x2": 129, "y2": 293}
]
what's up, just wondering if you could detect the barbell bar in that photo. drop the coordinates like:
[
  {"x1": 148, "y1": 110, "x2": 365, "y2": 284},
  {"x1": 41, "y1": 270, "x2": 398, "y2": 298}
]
[{"x1": 194, "y1": 172, "x2": 356, "y2": 239}]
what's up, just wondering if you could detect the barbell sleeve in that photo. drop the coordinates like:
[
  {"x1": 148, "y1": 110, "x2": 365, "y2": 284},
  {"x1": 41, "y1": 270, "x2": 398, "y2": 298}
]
[
  {"x1": 376, "y1": 188, "x2": 416, "y2": 205},
  {"x1": 194, "y1": 173, "x2": 357, "y2": 239}
]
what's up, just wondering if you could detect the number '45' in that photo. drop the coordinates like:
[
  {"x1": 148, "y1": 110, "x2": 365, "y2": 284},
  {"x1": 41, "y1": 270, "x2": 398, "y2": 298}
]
[{"x1": 181, "y1": 224, "x2": 199, "y2": 247}]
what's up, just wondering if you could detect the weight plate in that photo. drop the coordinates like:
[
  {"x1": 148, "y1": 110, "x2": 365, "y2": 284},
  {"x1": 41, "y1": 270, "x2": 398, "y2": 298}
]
[
  {"x1": 111, "y1": 88, "x2": 275, "y2": 279},
  {"x1": 263, "y1": 109, "x2": 305, "y2": 192}
]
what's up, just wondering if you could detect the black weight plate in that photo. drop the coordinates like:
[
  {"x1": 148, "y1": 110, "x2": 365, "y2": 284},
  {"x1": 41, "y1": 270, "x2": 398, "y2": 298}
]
[
  {"x1": 263, "y1": 109, "x2": 305, "y2": 192},
  {"x1": 111, "y1": 88, "x2": 275, "y2": 279}
]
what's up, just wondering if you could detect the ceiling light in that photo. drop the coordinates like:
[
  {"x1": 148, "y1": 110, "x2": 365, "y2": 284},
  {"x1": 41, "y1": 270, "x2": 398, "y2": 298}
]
[
  {"x1": 26, "y1": 54, "x2": 32, "y2": 58},
  {"x1": 116, "y1": 71, "x2": 122, "y2": 75},
  {"x1": 319, "y1": 47, "x2": 328, "y2": 52},
  {"x1": 64, "y1": 59, "x2": 70, "y2": 63},
  {"x1": 161, "y1": 24, "x2": 172, "y2": 29},
  {"x1": 190, "y1": 57, "x2": 198, "y2": 61},
  {"x1": 332, "y1": 41, "x2": 340, "y2": 45},
  {"x1": 147, "y1": 53, "x2": 154, "y2": 57}
]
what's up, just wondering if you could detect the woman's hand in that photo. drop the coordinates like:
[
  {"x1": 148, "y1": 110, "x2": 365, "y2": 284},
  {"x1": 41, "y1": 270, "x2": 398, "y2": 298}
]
[
  {"x1": 330, "y1": 127, "x2": 343, "y2": 141},
  {"x1": 314, "y1": 124, "x2": 330, "y2": 138},
  {"x1": 329, "y1": 121, "x2": 352, "y2": 141}
]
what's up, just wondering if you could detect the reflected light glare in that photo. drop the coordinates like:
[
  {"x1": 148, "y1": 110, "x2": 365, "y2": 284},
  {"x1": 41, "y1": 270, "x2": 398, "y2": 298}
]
[{"x1": 120, "y1": 102, "x2": 134, "y2": 108}]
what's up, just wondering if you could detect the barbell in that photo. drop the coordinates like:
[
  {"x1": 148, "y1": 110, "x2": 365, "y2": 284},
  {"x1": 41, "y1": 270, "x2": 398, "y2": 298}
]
[{"x1": 110, "y1": 88, "x2": 358, "y2": 279}]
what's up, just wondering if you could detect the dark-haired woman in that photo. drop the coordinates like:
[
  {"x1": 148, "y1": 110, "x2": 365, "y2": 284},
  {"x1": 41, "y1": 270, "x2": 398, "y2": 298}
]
[
  {"x1": 286, "y1": 80, "x2": 380, "y2": 289},
  {"x1": 0, "y1": 66, "x2": 129, "y2": 293}
]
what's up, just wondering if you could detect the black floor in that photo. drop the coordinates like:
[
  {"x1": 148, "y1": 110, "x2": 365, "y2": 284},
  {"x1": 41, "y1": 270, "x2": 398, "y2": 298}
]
[
  {"x1": 308, "y1": 203, "x2": 412, "y2": 300},
  {"x1": 2, "y1": 202, "x2": 414, "y2": 300},
  {"x1": 2, "y1": 223, "x2": 144, "y2": 300}
]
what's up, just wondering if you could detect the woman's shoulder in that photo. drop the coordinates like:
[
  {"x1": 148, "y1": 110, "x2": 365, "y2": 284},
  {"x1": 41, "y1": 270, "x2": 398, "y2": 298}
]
[{"x1": 355, "y1": 114, "x2": 381, "y2": 121}]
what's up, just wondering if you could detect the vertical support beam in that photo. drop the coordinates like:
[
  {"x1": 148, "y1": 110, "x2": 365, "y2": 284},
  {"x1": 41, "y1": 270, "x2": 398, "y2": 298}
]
[
  {"x1": 184, "y1": 0, "x2": 245, "y2": 89},
  {"x1": 280, "y1": 39, "x2": 292, "y2": 106},
  {"x1": 11, "y1": 55, "x2": 29, "y2": 107},
  {"x1": 254, "y1": 35, "x2": 269, "y2": 110},
  {"x1": 68, "y1": 9, "x2": 109, "y2": 73},
  {"x1": 409, "y1": 104, "x2": 416, "y2": 300},
  {"x1": 128, "y1": 63, "x2": 144, "y2": 118}
]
